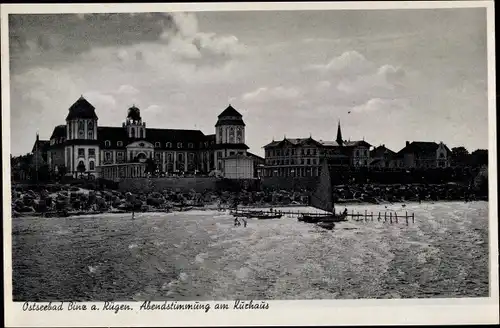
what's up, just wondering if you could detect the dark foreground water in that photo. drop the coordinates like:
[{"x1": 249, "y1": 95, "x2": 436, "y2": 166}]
[{"x1": 12, "y1": 201, "x2": 489, "y2": 301}]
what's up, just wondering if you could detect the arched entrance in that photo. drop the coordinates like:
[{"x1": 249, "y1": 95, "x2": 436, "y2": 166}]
[{"x1": 136, "y1": 152, "x2": 147, "y2": 162}]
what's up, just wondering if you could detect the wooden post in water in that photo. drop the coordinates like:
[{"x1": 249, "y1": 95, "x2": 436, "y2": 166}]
[
  {"x1": 364, "y1": 210, "x2": 367, "y2": 222},
  {"x1": 395, "y1": 212, "x2": 398, "y2": 223},
  {"x1": 378, "y1": 212, "x2": 381, "y2": 221},
  {"x1": 412, "y1": 213, "x2": 415, "y2": 223},
  {"x1": 371, "y1": 212, "x2": 373, "y2": 221},
  {"x1": 390, "y1": 212, "x2": 392, "y2": 224},
  {"x1": 405, "y1": 213, "x2": 409, "y2": 226},
  {"x1": 384, "y1": 212, "x2": 387, "y2": 222}
]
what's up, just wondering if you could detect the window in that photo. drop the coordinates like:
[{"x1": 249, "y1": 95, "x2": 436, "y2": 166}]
[
  {"x1": 105, "y1": 140, "x2": 111, "y2": 147},
  {"x1": 78, "y1": 148, "x2": 85, "y2": 157},
  {"x1": 166, "y1": 142, "x2": 172, "y2": 148},
  {"x1": 88, "y1": 131, "x2": 93, "y2": 139},
  {"x1": 189, "y1": 153, "x2": 195, "y2": 161},
  {"x1": 306, "y1": 149, "x2": 310, "y2": 155},
  {"x1": 130, "y1": 127, "x2": 135, "y2": 136},
  {"x1": 117, "y1": 141, "x2": 123, "y2": 147},
  {"x1": 105, "y1": 152, "x2": 111, "y2": 161},
  {"x1": 301, "y1": 159, "x2": 305, "y2": 164},
  {"x1": 88, "y1": 121, "x2": 93, "y2": 129},
  {"x1": 155, "y1": 142, "x2": 160, "y2": 148},
  {"x1": 312, "y1": 149, "x2": 316, "y2": 155},
  {"x1": 188, "y1": 143, "x2": 194, "y2": 149},
  {"x1": 177, "y1": 142, "x2": 182, "y2": 148},
  {"x1": 312, "y1": 159, "x2": 316, "y2": 165},
  {"x1": 88, "y1": 149, "x2": 95, "y2": 157},
  {"x1": 178, "y1": 153, "x2": 184, "y2": 162},
  {"x1": 307, "y1": 159, "x2": 310, "y2": 165},
  {"x1": 355, "y1": 150, "x2": 359, "y2": 156},
  {"x1": 291, "y1": 149, "x2": 295, "y2": 155},
  {"x1": 89, "y1": 161, "x2": 95, "y2": 171}
]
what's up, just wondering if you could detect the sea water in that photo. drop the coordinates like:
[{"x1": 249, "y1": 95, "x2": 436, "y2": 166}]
[{"x1": 11, "y1": 201, "x2": 489, "y2": 301}]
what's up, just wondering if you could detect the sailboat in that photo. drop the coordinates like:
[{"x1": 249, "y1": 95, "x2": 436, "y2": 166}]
[{"x1": 299, "y1": 158, "x2": 347, "y2": 227}]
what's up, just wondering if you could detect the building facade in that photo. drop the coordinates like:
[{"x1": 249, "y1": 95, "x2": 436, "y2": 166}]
[
  {"x1": 262, "y1": 122, "x2": 372, "y2": 177},
  {"x1": 45, "y1": 96, "x2": 250, "y2": 179},
  {"x1": 396, "y1": 141, "x2": 452, "y2": 168}
]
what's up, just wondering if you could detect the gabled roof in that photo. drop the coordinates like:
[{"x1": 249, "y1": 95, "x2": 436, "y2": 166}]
[
  {"x1": 218, "y1": 105, "x2": 242, "y2": 118},
  {"x1": 32, "y1": 140, "x2": 50, "y2": 153},
  {"x1": 371, "y1": 145, "x2": 396, "y2": 158},
  {"x1": 66, "y1": 96, "x2": 98, "y2": 120},
  {"x1": 398, "y1": 141, "x2": 451, "y2": 155},
  {"x1": 50, "y1": 125, "x2": 66, "y2": 139},
  {"x1": 263, "y1": 137, "x2": 322, "y2": 148},
  {"x1": 343, "y1": 140, "x2": 372, "y2": 147}
]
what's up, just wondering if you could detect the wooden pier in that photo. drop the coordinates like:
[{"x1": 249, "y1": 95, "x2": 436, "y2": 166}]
[{"x1": 229, "y1": 208, "x2": 415, "y2": 225}]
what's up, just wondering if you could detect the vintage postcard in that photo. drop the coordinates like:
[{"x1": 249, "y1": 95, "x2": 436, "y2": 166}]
[{"x1": 2, "y1": 1, "x2": 498, "y2": 327}]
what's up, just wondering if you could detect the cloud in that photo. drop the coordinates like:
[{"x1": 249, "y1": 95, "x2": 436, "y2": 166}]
[
  {"x1": 307, "y1": 50, "x2": 374, "y2": 75},
  {"x1": 82, "y1": 91, "x2": 117, "y2": 110},
  {"x1": 117, "y1": 84, "x2": 140, "y2": 95},
  {"x1": 242, "y1": 86, "x2": 301, "y2": 102},
  {"x1": 145, "y1": 104, "x2": 162, "y2": 113},
  {"x1": 352, "y1": 98, "x2": 409, "y2": 113}
]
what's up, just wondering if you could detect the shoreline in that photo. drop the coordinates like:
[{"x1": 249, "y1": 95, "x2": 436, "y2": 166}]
[{"x1": 11, "y1": 199, "x2": 488, "y2": 219}]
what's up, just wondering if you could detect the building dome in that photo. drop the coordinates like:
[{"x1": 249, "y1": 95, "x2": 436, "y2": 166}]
[
  {"x1": 127, "y1": 105, "x2": 141, "y2": 121},
  {"x1": 215, "y1": 104, "x2": 245, "y2": 127}
]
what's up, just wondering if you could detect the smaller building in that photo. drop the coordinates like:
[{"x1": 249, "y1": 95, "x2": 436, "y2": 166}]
[
  {"x1": 247, "y1": 151, "x2": 265, "y2": 178},
  {"x1": 396, "y1": 141, "x2": 451, "y2": 168},
  {"x1": 31, "y1": 134, "x2": 50, "y2": 167},
  {"x1": 370, "y1": 144, "x2": 396, "y2": 168},
  {"x1": 223, "y1": 154, "x2": 254, "y2": 179}
]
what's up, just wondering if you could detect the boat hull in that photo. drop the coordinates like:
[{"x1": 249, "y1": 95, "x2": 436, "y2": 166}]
[{"x1": 256, "y1": 214, "x2": 282, "y2": 220}]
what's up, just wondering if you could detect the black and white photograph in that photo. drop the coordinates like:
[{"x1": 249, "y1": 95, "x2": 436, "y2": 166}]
[{"x1": 2, "y1": 1, "x2": 498, "y2": 326}]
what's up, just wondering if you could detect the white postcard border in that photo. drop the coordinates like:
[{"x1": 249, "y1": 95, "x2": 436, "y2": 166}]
[{"x1": 2, "y1": 1, "x2": 498, "y2": 327}]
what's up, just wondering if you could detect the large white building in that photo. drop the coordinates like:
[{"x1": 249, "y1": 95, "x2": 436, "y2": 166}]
[{"x1": 45, "y1": 96, "x2": 252, "y2": 179}]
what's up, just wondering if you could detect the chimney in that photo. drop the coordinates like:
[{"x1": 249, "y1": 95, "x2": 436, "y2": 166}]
[{"x1": 406, "y1": 141, "x2": 410, "y2": 147}]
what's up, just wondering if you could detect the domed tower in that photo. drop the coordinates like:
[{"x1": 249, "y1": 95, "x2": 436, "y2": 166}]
[
  {"x1": 214, "y1": 104, "x2": 249, "y2": 170},
  {"x1": 65, "y1": 96, "x2": 99, "y2": 176},
  {"x1": 123, "y1": 105, "x2": 146, "y2": 139}
]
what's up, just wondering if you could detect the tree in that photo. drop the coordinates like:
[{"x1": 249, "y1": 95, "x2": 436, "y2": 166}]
[
  {"x1": 451, "y1": 146, "x2": 470, "y2": 167},
  {"x1": 470, "y1": 149, "x2": 488, "y2": 167}
]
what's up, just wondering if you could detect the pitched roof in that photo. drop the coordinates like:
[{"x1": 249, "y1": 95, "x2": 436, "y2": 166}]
[
  {"x1": 98, "y1": 127, "x2": 129, "y2": 148},
  {"x1": 398, "y1": 141, "x2": 451, "y2": 155},
  {"x1": 247, "y1": 151, "x2": 265, "y2": 161},
  {"x1": 50, "y1": 125, "x2": 66, "y2": 139},
  {"x1": 218, "y1": 105, "x2": 242, "y2": 118},
  {"x1": 32, "y1": 140, "x2": 50, "y2": 153},
  {"x1": 263, "y1": 137, "x2": 322, "y2": 148},
  {"x1": 98, "y1": 127, "x2": 210, "y2": 150},
  {"x1": 371, "y1": 145, "x2": 396, "y2": 158},
  {"x1": 66, "y1": 96, "x2": 98, "y2": 120}
]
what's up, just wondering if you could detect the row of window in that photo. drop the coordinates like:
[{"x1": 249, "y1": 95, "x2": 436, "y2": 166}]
[
  {"x1": 50, "y1": 137, "x2": 66, "y2": 145},
  {"x1": 267, "y1": 158, "x2": 318, "y2": 166},
  {"x1": 77, "y1": 148, "x2": 96, "y2": 158},
  {"x1": 267, "y1": 148, "x2": 318, "y2": 157},
  {"x1": 266, "y1": 148, "x2": 370, "y2": 158},
  {"x1": 104, "y1": 140, "x2": 215, "y2": 148}
]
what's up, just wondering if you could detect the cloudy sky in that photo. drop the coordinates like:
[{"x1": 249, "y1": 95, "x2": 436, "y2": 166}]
[{"x1": 9, "y1": 8, "x2": 489, "y2": 156}]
